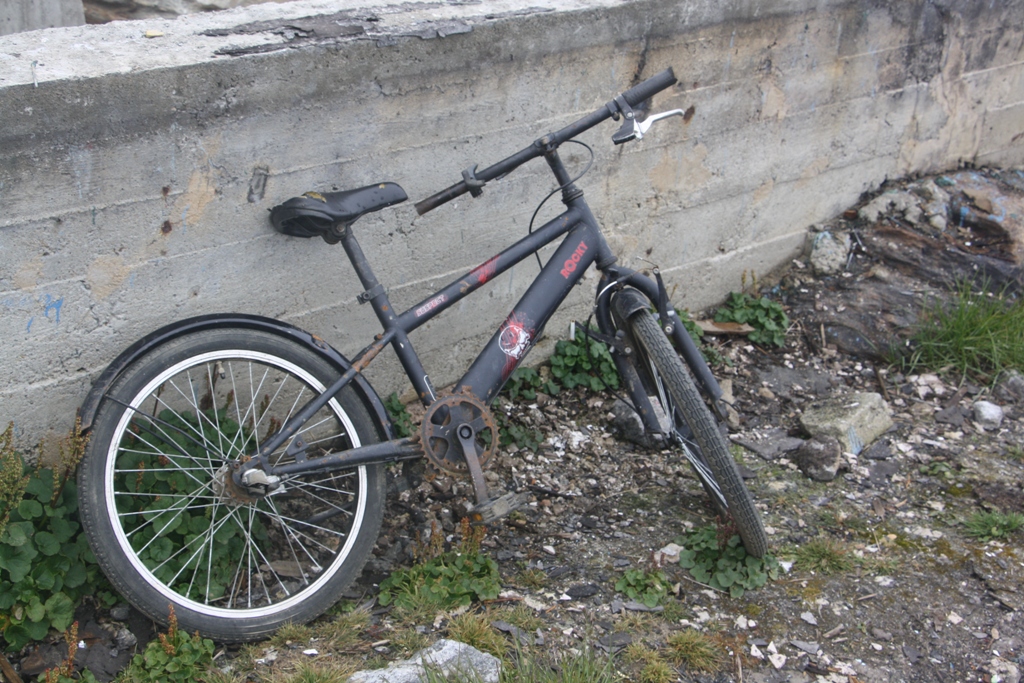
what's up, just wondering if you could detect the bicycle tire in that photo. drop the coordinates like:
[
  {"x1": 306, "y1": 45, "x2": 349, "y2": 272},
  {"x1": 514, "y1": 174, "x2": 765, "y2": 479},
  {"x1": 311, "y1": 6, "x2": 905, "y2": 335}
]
[
  {"x1": 615, "y1": 302, "x2": 768, "y2": 558},
  {"x1": 78, "y1": 328, "x2": 386, "y2": 641}
]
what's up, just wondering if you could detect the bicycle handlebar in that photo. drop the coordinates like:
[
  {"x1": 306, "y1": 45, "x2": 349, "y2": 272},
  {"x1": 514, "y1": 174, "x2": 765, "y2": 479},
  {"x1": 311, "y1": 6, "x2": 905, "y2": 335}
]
[{"x1": 414, "y1": 67, "x2": 677, "y2": 215}]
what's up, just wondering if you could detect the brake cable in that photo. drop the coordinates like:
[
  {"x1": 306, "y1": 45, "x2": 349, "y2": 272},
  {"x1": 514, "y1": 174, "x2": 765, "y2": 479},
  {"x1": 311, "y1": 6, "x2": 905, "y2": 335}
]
[{"x1": 526, "y1": 139, "x2": 595, "y2": 271}]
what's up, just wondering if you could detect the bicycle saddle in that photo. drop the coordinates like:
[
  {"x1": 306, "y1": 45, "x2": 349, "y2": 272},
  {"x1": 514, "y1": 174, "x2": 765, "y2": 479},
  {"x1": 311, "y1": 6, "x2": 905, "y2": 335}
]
[{"x1": 270, "y1": 182, "x2": 407, "y2": 243}]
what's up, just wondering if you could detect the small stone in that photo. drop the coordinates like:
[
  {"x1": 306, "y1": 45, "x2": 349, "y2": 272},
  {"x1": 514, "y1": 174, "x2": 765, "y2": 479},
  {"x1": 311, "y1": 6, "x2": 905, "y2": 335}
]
[
  {"x1": 808, "y1": 230, "x2": 852, "y2": 275},
  {"x1": 800, "y1": 611, "x2": 818, "y2": 626},
  {"x1": 750, "y1": 643, "x2": 765, "y2": 659},
  {"x1": 566, "y1": 583, "x2": 599, "y2": 599},
  {"x1": 768, "y1": 653, "x2": 787, "y2": 669},
  {"x1": 871, "y1": 628, "x2": 893, "y2": 641},
  {"x1": 654, "y1": 543, "x2": 684, "y2": 565},
  {"x1": 871, "y1": 643, "x2": 883, "y2": 651},
  {"x1": 794, "y1": 437, "x2": 843, "y2": 482},
  {"x1": 790, "y1": 640, "x2": 820, "y2": 655},
  {"x1": 109, "y1": 605, "x2": 131, "y2": 621},
  {"x1": 947, "y1": 611, "x2": 963, "y2": 625},
  {"x1": 972, "y1": 401, "x2": 1004, "y2": 430},
  {"x1": 542, "y1": 545, "x2": 556, "y2": 556}
]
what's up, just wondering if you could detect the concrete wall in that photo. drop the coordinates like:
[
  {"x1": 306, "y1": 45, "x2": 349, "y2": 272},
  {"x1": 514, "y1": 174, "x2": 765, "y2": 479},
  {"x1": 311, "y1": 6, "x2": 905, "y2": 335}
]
[
  {"x1": 1, "y1": 0, "x2": 1022, "y2": 454},
  {"x1": 1, "y1": 0, "x2": 84, "y2": 35}
]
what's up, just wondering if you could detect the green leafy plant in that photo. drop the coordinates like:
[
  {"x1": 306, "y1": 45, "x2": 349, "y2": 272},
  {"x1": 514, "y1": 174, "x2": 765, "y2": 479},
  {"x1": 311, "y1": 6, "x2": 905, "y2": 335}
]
[
  {"x1": 378, "y1": 519, "x2": 501, "y2": 612},
  {"x1": 548, "y1": 329, "x2": 620, "y2": 392},
  {"x1": 493, "y1": 410, "x2": 544, "y2": 453},
  {"x1": 714, "y1": 291, "x2": 790, "y2": 348},
  {"x1": 964, "y1": 511, "x2": 1024, "y2": 541},
  {"x1": 1, "y1": 423, "x2": 115, "y2": 652},
  {"x1": 384, "y1": 392, "x2": 416, "y2": 438},
  {"x1": 614, "y1": 569, "x2": 669, "y2": 608},
  {"x1": 505, "y1": 367, "x2": 559, "y2": 401},
  {"x1": 120, "y1": 606, "x2": 215, "y2": 683},
  {"x1": 899, "y1": 279, "x2": 1024, "y2": 381},
  {"x1": 677, "y1": 525, "x2": 780, "y2": 598}
]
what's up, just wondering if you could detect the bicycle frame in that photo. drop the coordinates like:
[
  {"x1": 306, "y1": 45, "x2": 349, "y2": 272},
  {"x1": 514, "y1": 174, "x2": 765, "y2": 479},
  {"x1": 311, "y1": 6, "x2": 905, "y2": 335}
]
[{"x1": 243, "y1": 149, "x2": 614, "y2": 479}]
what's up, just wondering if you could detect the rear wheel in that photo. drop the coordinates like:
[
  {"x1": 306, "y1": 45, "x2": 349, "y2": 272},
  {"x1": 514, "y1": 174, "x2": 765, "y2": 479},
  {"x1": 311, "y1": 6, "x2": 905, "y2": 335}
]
[
  {"x1": 615, "y1": 302, "x2": 768, "y2": 558},
  {"x1": 78, "y1": 328, "x2": 386, "y2": 641}
]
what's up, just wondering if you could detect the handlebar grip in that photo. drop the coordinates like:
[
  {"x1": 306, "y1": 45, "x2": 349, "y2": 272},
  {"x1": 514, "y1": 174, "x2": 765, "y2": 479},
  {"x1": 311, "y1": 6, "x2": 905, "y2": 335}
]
[
  {"x1": 415, "y1": 181, "x2": 469, "y2": 215},
  {"x1": 621, "y1": 67, "x2": 677, "y2": 107}
]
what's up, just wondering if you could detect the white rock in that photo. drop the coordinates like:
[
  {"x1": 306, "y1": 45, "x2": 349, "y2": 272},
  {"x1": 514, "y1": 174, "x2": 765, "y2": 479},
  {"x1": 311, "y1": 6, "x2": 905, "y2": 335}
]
[
  {"x1": 348, "y1": 640, "x2": 500, "y2": 683},
  {"x1": 750, "y1": 644, "x2": 765, "y2": 659},
  {"x1": 948, "y1": 612, "x2": 964, "y2": 625},
  {"x1": 768, "y1": 653, "x2": 788, "y2": 669},
  {"x1": 801, "y1": 611, "x2": 818, "y2": 626},
  {"x1": 973, "y1": 401, "x2": 1004, "y2": 430},
  {"x1": 654, "y1": 542, "x2": 684, "y2": 565}
]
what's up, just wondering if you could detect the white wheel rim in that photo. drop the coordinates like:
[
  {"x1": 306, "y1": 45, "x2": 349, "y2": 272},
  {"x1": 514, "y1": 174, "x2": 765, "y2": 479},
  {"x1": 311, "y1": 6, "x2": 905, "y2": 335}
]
[{"x1": 104, "y1": 349, "x2": 368, "y2": 620}]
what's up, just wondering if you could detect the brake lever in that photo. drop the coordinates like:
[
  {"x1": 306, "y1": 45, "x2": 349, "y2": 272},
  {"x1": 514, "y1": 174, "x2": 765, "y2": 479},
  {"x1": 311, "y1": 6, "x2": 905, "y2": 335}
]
[{"x1": 635, "y1": 109, "x2": 687, "y2": 139}]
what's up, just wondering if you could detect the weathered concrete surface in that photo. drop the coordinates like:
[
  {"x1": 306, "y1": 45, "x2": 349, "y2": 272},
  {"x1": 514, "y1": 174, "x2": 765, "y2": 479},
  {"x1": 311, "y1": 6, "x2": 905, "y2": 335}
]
[
  {"x1": 1, "y1": 0, "x2": 1023, "y2": 454},
  {"x1": 1, "y1": 0, "x2": 84, "y2": 35},
  {"x1": 82, "y1": 0, "x2": 284, "y2": 23}
]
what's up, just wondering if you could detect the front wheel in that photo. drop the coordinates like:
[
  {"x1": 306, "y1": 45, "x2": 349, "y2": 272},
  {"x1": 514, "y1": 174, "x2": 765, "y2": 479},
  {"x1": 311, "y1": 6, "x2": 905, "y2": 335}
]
[
  {"x1": 615, "y1": 302, "x2": 768, "y2": 558},
  {"x1": 78, "y1": 328, "x2": 386, "y2": 641}
]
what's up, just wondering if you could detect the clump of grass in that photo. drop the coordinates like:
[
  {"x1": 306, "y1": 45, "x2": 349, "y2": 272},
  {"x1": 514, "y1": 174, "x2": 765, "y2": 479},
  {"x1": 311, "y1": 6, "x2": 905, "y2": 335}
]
[
  {"x1": 322, "y1": 606, "x2": 371, "y2": 650},
  {"x1": 795, "y1": 536, "x2": 853, "y2": 575},
  {"x1": 666, "y1": 629, "x2": 722, "y2": 672},
  {"x1": 499, "y1": 646, "x2": 616, "y2": 683},
  {"x1": 390, "y1": 627, "x2": 430, "y2": 657},
  {"x1": 964, "y1": 511, "x2": 1024, "y2": 541},
  {"x1": 447, "y1": 611, "x2": 507, "y2": 659},
  {"x1": 638, "y1": 659, "x2": 674, "y2": 683},
  {"x1": 495, "y1": 604, "x2": 544, "y2": 633},
  {"x1": 267, "y1": 623, "x2": 313, "y2": 649},
  {"x1": 516, "y1": 568, "x2": 547, "y2": 589},
  {"x1": 899, "y1": 280, "x2": 1024, "y2": 381}
]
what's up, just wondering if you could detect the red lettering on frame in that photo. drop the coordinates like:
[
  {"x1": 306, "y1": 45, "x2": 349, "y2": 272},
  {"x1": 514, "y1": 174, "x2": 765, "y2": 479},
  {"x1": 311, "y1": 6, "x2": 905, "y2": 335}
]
[{"x1": 560, "y1": 241, "x2": 589, "y2": 278}]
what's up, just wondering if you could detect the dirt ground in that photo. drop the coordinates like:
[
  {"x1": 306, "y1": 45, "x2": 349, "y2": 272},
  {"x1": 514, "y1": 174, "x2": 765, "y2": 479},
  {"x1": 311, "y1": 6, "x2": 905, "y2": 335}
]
[{"x1": 356, "y1": 167, "x2": 1024, "y2": 683}]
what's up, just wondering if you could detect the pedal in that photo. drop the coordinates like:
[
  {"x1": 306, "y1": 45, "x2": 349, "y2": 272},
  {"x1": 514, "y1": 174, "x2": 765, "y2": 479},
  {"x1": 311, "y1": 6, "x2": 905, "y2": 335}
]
[{"x1": 468, "y1": 491, "x2": 531, "y2": 526}]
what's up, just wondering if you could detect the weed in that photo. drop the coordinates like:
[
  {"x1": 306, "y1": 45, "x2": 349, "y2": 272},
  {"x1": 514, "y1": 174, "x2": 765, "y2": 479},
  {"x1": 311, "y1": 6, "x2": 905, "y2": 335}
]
[
  {"x1": 384, "y1": 393, "x2": 416, "y2": 438},
  {"x1": 638, "y1": 659, "x2": 674, "y2": 683},
  {"x1": 40, "y1": 622, "x2": 100, "y2": 683},
  {"x1": 614, "y1": 569, "x2": 669, "y2": 608},
  {"x1": 1005, "y1": 445, "x2": 1024, "y2": 461},
  {"x1": 676, "y1": 525, "x2": 780, "y2": 597},
  {"x1": 548, "y1": 329, "x2": 620, "y2": 392},
  {"x1": 515, "y1": 568, "x2": 547, "y2": 589},
  {"x1": 795, "y1": 536, "x2": 853, "y2": 575},
  {"x1": 1, "y1": 457, "x2": 115, "y2": 651},
  {"x1": 623, "y1": 642, "x2": 659, "y2": 665},
  {"x1": 447, "y1": 611, "x2": 507, "y2": 659},
  {"x1": 714, "y1": 291, "x2": 790, "y2": 348},
  {"x1": 899, "y1": 279, "x2": 1024, "y2": 381},
  {"x1": 919, "y1": 461, "x2": 957, "y2": 481},
  {"x1": 495, "y1": 604, "x2": 544, "y2": 633},
  {"x1": 964, "y1": 511, "x2": 1024, "y2": 541},
  {"x1": 493, "y1": 410, "x2": 544, "y2": 453},
  {"x1": 0, "y1": 423, "x2": 30, "y2": 541},
  {"x1": 378, "y1": 519, "x2": 501, "y2": 612},
  {"x1": 666, "y1": 629, "x2": 722, "y2": 672},
  {"x1": 120, "y1": 606, "x2": 215, "y2": 683},
  {"x1": 321, "y1": 607, "x2": 371, "y2": 651},
  {"x1": 616, "y1": 611, "x2": 658, "y2": 634},
  {"x1": 263, "y1": 660, "x2": 359, "y2": 683},
  {"x1": 267, "y1": 622, "x2": 314, "y2": 649},
  {"x1": 505, "y1": 367, "x2": 559, "y2": 400},
  {"x1": 660, "y1": 599, "x2": 687, "y2": 623},
  {"x1": 498, "y1": 646, "x2": 616, "y2": 683},
  {"x1": 389, "y1": 627, "x2": 431, "y2": 656}
]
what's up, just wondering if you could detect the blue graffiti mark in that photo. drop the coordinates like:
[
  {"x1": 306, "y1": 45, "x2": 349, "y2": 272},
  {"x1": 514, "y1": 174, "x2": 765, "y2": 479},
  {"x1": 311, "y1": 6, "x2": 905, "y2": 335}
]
[
  {"x1": 26, "y1": 317, "x2": 33, "y2": 333},
  {"x1": 92, "y1": 206, "x2": 97, "y2": 226},
  {"x1": 959, "y1": 206, "x2": 968, "y2": 228},
  {"x1": 42, "y1": 294, "x2": 64, "y2": 324}
]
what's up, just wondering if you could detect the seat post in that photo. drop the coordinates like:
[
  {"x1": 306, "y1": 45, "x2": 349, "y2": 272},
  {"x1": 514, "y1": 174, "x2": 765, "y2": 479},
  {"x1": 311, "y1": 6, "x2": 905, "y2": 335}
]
[{"x1": 339, "y1": 228, "x2": 397, "y2": 327}]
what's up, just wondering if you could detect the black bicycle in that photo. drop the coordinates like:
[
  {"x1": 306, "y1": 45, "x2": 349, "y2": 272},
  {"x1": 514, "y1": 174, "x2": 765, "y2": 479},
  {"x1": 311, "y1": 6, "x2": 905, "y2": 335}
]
[{"x1": 76, "y1": 67, "x2": 767, "y2": 641}]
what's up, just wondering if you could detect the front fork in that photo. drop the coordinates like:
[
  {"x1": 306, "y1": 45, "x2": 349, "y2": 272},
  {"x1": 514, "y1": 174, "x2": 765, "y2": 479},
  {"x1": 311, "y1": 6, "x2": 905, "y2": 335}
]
[{"x1": 591, "y1": 267, "x2": 727, "y2": 436}]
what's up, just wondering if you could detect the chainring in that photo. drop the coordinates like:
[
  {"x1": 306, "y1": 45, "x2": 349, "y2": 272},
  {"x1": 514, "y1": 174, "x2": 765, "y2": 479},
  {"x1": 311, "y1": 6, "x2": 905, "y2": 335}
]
[{"x1": 420, "y1": 393, "x2": 498, "y2": 477}]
